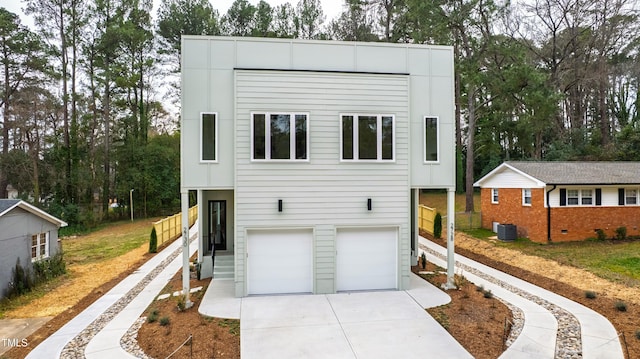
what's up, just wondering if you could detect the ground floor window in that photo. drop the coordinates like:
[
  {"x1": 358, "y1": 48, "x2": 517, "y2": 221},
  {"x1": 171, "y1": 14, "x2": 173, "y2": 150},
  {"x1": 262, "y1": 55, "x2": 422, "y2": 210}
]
[{"x1": 31, "y1": 232, "x2": 49, "y2": 261}]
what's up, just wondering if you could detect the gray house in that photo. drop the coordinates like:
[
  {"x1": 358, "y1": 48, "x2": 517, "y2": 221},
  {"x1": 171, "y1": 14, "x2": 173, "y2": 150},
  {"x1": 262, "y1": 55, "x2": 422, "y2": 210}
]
[
  {"x1": 0, "y1": 199, "x2": 67, "y2": 298},
  {"x1": 180, "y1": 36, "x2": 457, "y2": 297}
]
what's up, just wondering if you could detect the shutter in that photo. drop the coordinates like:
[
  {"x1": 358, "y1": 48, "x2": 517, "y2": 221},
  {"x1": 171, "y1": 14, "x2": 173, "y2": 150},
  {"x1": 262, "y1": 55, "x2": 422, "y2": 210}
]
[
  {"x1": 559, "y1": 188, "x2": 566, "y2": 206},
  {"x1": 595, "y1": 188, "x2": 602, "y2": 206},
  {"x1": 619, "y1": 188, "x2": 625, "y2": 205}
]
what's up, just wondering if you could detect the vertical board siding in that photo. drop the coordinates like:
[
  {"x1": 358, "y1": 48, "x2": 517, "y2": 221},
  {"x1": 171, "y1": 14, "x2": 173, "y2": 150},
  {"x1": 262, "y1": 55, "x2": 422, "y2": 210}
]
[{"x1": 234, "y1": 70, "x2": 410, "y2": 295}]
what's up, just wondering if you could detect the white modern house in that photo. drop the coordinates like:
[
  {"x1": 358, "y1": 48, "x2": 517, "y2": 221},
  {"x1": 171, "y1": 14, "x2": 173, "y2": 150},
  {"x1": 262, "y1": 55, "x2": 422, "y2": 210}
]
[{"x1": 180, "y1": 36, "x2": 456, "y2": 297}]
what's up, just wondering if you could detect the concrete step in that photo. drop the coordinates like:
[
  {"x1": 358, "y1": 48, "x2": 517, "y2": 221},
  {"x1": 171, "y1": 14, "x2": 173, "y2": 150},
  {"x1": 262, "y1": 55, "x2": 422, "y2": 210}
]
[{"x1": 213, "y1": 271, "x2": 234, "y2": 279}]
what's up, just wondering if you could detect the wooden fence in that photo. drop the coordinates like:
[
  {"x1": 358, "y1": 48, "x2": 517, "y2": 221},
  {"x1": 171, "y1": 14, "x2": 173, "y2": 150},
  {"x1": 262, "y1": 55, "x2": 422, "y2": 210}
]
[
  {"x1": 418, "y1": 205, "x2": 436, "y2": 235},
  {"x1": 153, "y1": 205, "x2": 198, "y2": 247}
]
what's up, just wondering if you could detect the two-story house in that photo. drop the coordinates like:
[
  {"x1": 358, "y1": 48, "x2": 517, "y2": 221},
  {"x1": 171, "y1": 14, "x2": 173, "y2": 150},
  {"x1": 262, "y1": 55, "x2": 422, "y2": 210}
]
[{"x1": 180, "y1": 36, "x2": 456, "y2": 297}]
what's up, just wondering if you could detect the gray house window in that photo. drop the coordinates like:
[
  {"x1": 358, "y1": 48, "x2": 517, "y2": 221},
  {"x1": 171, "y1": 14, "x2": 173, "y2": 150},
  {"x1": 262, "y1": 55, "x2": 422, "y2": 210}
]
[
  {"x1": 200, "y1": 112, "x2": 217, "y2": 162},
  {"x1": 341, "y1": 114, "x2": 394, "y2": 161},
  {"x1": 252, "y1": 113, "x2": 308, "y2": 161},
  {"x1": 424, "y1": 116, "x2": 439, "y2": 162},
  {"x1": 31, "y1": 232, "x2": 49, "y2": 261}
]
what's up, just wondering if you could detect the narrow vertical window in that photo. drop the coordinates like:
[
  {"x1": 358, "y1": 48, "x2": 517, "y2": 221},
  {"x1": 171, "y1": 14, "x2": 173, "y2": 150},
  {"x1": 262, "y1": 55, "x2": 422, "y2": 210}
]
[
  {"x1": 342, "y1": 116, "x2": 354, "y2": 160},
  {"x1": 270, "y1": 114, "x2": 291, "y2": 159},
  {"x1": 295, "y1": 114, "x2": 307, "y2": 160},
  {"x1": 201, "y1": 113, "x2": 217, "y2": 161},
  {"x1": 381, "y1": 116, "x2": 393, "y2": 160},
  {"x1": 425, "y1": 116, "x2": 438, "y2": 162},
  {"x1": 358, "y1": 116, "x2": 377, "y2": 160},
  {"x1": 253, "y1": 114, "x2": 266, "y2": 160},
  {"x1": 491, "y1": 188, "x2": 499, "y2": 204},
  {"x1": 523, "y1": 188, "x2": 532, "y2": 205}
]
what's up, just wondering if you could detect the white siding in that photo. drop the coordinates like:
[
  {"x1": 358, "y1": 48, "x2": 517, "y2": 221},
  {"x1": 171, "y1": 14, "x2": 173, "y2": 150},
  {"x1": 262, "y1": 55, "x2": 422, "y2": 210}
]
[
  {"x1": 234, "y1": 70, "x2": 410, "y2": 295},
  {"x1": 480, "y1": 167, "x2": 543, "y2": 189},
  {"x1": 548, "y1": 186, "x2": 622, "y2": 207}
]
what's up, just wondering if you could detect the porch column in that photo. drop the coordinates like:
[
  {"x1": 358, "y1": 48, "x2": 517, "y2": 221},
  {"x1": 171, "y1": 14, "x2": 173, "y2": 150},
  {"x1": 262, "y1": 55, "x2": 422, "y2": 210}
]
[
  {"x1": 443, "y1": 187, "x2": 456, "y2": 289},
  {"x1": 411, "y1": 189, "x2": 419, "y2": 266},
  {"x1": 181, "y1": 190, "x2": 193, "y2": 308}
]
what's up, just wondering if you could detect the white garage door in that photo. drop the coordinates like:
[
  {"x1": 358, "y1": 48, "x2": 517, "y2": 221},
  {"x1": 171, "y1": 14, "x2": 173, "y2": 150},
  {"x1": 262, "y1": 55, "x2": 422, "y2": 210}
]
[
  {"x1": 336, "y1": 227, "x2": 397, "y2": 291},
  {"x1": 247, "y1": 229, "x2": 313, "y2": 295}
]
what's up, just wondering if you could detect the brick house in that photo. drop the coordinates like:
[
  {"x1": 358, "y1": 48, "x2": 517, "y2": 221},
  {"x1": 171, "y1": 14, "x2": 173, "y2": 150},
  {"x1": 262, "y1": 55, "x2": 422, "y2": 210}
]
[{"x1": 474, "y1": 161, "x2": 640, "y2": 243}]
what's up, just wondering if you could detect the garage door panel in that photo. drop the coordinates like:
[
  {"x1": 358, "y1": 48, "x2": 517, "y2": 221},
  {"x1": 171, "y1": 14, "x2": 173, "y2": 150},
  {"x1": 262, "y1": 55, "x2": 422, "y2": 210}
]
[
  {"x1": 337, "y1": 228, "x2": 397, "y2": 291},
  {"x1": 247, "y1": 229, "x2": 313, "y2": 295}
]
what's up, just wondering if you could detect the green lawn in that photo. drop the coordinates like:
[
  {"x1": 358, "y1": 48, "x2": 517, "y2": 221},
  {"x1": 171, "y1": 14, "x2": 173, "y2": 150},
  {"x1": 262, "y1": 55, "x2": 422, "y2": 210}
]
[
  {"x1": 62, "y1": 219, "x2": 159, "y2": 266},
  {"x1": 463, "y1": 230, "x2": 640, "y2": 287}
]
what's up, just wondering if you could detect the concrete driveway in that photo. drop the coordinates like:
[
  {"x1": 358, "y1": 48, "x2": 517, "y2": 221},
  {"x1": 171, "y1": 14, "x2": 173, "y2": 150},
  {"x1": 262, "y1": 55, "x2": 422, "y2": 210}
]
[
  {"x1": 0, "y1": 317, "x2": 51, "y2": 356},
  {"x1": 240, "y1": 290, "x2": 472, "y2": 359}
]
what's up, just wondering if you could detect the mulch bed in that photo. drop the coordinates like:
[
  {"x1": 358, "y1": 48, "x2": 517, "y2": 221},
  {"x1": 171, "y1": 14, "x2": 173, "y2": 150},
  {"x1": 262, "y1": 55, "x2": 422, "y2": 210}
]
[
  {"x1": 136, "y1": 275, "x2": 240, "y2": 359},
  {"x1": 411, "y1": 262, "x2": 512, "y2": 359},
  {"x1": 426, "y1": 231, "x2": 640, "y2": 359}
]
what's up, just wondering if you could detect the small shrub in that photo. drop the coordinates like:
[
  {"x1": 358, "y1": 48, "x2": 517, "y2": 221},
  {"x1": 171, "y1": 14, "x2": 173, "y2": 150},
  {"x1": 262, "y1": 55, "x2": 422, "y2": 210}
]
[
  {"x1": 615, "y1": 227, "x2": 627, "y2": 241},
  {"x1": 595, "y1": 229, "x2": 606, "y2": 241},
  {"x1": 635, "y1": 329, "x2": 640, "y2": 340},
  {"x1": 159, "y1": 316, "x2": 171, "y2": 326},
  {"x1": 147, "y1": 313, "x2": 158, "y2": 323},
  {"x1": 420, "y1": 252, "x2": 427, "y2": 269},
  {"x1": 615, "y1": 300, "x2": 627, "y2": 312},
  {"x1": 585, "y1": 290, "x2": 597, "y2": 299},
  {"x1": 149, "y1": 227, "x2": 158, "y2": 253},
  {"x1": 483, "y1": 289, "x2": 493, "y2": 299},
  {"x1": 434, "y1": 212, "x2": 443, "y2": 239},
  {"x1": 176, "y1": 295, "x2": 186, "y2": 311},
  {"x1": 7, "y1": 258, "x2": 34, "y2": 298},
  {"x1": 33, "y1": 251, "x2": 66, "y2": 283},
  {"x1": 476, "y1": 284, "x2": 484, "y2": 292}
]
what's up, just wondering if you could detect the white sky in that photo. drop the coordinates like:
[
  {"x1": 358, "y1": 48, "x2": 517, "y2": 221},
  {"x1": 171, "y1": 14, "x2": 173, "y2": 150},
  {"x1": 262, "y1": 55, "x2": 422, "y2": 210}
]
[{"x1": 0, "y1": 0, "x2": 344, "y2": 30}]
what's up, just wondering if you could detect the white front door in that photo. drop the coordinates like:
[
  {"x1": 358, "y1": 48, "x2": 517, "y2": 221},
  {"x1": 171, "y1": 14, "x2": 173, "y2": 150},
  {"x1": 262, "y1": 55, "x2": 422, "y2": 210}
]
[
  {"x1": 247, "y1": 229, "x2": 313, "y2": 295},
  {"x1": 336, "y1": 227, "x2": 398, "y2": 291}
]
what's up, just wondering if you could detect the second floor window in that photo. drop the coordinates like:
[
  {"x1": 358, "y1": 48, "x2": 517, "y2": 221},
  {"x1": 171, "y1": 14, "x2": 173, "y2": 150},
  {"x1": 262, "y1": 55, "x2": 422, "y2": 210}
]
[
  {"x1": 341, "y1": 114, "x2": 394, "y2": 161},
  {"x1": 201, "y1": 112, "x2": 217, "y2": 162},
  {"x1": 252, "y1": 113, "x2": 308, "y2": 161},
  {"x1": 424, "y1": 116, "x2": 439, "y2": 162}
]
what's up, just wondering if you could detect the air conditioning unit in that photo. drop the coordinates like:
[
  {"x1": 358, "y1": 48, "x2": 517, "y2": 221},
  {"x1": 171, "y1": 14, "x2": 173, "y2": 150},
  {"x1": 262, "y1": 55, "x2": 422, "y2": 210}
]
[{"x1": 497, "y1": 224, "x2": 517, "y2": 241}]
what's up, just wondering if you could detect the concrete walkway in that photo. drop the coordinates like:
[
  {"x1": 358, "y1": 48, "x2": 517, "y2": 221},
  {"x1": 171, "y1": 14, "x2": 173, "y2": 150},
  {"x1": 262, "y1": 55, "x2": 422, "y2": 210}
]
[
  {"x1": 25, "y1": 223, "x2": 198, "y2": 359},
  {"x1": 420, "y1": 236, "x2": 624, "y2": 359},
  {"x1": 200, "y1": 272, "x2": 472, "y2": 359}
]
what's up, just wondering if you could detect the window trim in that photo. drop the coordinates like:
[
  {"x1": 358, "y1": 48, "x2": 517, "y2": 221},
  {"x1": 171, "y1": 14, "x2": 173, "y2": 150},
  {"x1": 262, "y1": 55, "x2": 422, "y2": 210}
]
[
  {"x1": 522, "y1": 188, "x2": 532, "y2": 206},
  {"x1": 250, "y1": 112, "x2": 310, "y2": 162},
  {"x1": 625, "y1": 188, "x2": 638, "y2": 205},
  {"x1": 31, "y1": 232, "x2": 49, "y2": 262},
  {"x1": 562, "y1": 188, "x2": 598, "y2": 206},
  {"x1": 491, "y1": 188, "x2": 499, "y2": 204},
  {"x1": 339, "y1": 113, "x2": 396, "y2": 162},
  {"x1": 200, "y1": 112, "x2": 219, "y2": 163},
  {"x1": 423, "y1": 115, "x2": 440, "y2": 163}
]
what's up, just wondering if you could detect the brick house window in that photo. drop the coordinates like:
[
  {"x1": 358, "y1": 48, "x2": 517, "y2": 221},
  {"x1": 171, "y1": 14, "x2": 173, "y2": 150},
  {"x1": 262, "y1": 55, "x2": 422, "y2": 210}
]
[
  {"x1": 581, "y1": 190, "x2": 593, "y2": 205},
  {"x1": 522, "y1": 188, "x2": 532, "y2": 205},
  {"x1": 626, "y1": 189, "x2": 638, "y2": 205},
  {"x1": 567, "y1": 190, "x2": 579, "y2": 205},
  {"x1": 491, "y1": 188, "x2": 499, "y2": 204}
]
